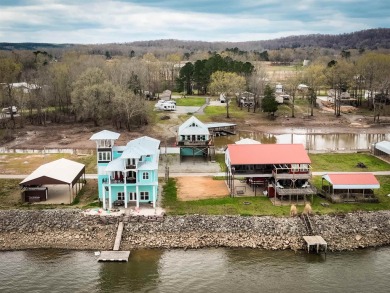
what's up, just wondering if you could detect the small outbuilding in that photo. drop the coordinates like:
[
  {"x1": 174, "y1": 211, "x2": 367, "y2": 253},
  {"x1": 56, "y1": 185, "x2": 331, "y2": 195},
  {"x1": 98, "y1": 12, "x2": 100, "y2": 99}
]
[
  {"x1": 373, "y1": 141, "x2": 390, "y2": 156},
  {"x1": 321, "y1": 173, "x2": 380, "y2": 203},
  {"x1": 20, "y1": 158, "x2": 86, "y2": 204}
]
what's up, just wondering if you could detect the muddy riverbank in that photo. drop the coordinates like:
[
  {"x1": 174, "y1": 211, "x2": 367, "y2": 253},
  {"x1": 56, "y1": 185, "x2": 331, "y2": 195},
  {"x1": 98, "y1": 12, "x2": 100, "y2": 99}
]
[{"x1": 0, "y1": 210, "x2": 389, "y2": 252}]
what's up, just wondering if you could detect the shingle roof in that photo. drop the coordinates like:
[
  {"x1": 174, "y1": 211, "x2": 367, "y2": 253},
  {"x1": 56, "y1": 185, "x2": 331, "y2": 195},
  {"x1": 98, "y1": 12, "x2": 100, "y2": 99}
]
[{"x1": 226, "y1": 144, "x2": 310, "y2": 165}]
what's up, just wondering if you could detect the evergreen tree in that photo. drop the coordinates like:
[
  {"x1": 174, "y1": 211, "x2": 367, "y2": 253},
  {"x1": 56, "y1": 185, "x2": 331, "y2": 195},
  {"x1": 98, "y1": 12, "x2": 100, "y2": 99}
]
[{"x1": 261, "y1": 85, "x2": 278, "y2": 116}]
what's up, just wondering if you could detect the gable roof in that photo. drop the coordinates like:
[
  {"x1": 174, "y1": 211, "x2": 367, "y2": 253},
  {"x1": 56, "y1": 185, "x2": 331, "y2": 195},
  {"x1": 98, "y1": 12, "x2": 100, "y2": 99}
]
[
  {"x1": 20, "y1": 158, "x2": 85, "y2": 186},
  {"x1": 178, "y1": 116, "x2": 209, "y2": 136},
  {"x1": 322, "y1": 173, "x2": 380, "y2": 189},
  {"x1": 90, "y1": 130, "x2": 120, "y2": 140},
  {"x1": 226, "y1": 144, "x2": 310, "y2": 165},
  {"x1": 375, "y1": 141, "x2": 390, "y2": 155},
  {"x1": 126, "y1": 136, "x2": 160, "y2": 153},
  {"x1": 235, "y1": 138, "x2": 261, "y2": 145}
]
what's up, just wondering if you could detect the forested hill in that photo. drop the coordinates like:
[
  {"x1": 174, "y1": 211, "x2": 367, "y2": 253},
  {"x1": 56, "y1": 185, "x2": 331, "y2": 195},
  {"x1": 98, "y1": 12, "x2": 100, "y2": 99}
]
[
  {"x1": 1, "y1": 28, "x2": 389, "y2": 52},
  {"x1": 0, "y1": 42, "x2": 73, "y2": 51}
]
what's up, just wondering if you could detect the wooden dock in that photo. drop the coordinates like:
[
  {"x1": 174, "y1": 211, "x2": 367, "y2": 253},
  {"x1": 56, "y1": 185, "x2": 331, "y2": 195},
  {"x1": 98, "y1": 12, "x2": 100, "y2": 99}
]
[
  {"x1": 113, "y1": 222, "x2": 124, "y2": 251},
  {"x1": 97, "y1": 221, "x2": 130, "y2": 262},
  {"x1": 303, "y1": 235, "x2": 327, "y2": 253},
  {"x1": 98, "y1": 251, "x2": 130, "y2": 262}
]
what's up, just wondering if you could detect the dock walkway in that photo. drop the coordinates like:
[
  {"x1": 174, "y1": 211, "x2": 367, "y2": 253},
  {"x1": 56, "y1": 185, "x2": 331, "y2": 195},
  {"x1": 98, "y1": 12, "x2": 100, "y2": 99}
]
[{"x1": 98, "y1": 221, "x2": 130, "y2": 262}]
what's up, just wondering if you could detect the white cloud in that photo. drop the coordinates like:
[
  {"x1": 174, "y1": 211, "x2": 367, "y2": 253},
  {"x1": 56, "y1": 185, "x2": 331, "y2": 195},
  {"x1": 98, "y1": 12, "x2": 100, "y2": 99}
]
[{"x1": 0, "y1": 0, "x2": 386, "y2": 43}]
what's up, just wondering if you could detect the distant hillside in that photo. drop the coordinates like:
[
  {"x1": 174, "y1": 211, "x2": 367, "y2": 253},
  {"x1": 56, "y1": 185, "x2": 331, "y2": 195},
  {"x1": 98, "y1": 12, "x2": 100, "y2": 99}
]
[
  {"x1": 0, "y1": 42, "x2": 73, "y2": 51},
  {"x1": 1, "y1": 28, "x2": 389, "y2": 52}
]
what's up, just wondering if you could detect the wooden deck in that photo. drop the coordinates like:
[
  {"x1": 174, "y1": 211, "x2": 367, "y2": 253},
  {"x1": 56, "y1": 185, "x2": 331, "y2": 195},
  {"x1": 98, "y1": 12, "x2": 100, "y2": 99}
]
[
  {"x1": 303, "y1": 236, "x2": 327, "y2": 253},
  {"x1": 97, "y1": 221, "x2": 130, "y2": 262},
  {"x1": 98, "y1": 251, "x2": 130, "y2": 262}
]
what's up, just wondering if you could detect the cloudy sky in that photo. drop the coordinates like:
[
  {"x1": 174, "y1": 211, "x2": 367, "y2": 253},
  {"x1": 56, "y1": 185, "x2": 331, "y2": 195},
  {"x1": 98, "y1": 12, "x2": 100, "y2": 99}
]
[{"x1": 0, "y1": 0, "x2": 388, "y2": 44}]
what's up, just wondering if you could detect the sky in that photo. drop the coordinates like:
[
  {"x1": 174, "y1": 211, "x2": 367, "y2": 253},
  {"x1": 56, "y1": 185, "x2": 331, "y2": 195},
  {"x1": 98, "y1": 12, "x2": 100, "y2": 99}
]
[{"x1": 0, "y1": 0, "x2": 389, "y2": 44}]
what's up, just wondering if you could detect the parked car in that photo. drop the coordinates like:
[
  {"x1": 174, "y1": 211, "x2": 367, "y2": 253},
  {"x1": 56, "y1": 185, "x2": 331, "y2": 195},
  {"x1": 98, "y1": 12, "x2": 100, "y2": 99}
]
[{"x1": 1, "y1": 106, "x2": 17, "y2": 114}]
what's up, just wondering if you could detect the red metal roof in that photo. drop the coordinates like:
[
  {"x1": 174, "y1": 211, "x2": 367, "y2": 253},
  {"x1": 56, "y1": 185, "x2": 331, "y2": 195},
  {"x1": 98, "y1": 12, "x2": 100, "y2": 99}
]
[
  {"x1": 227, "y1": 144, "x2": 311, "y2": 165},
  {"x1": 324, "y1": 173, "x2": 379, "y2": 186}
]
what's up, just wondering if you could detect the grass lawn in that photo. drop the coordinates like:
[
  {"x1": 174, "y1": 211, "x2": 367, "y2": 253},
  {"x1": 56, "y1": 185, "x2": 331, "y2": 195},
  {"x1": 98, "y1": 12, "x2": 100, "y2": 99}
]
[
  {"x1": 162, "y1": 178, "x2": 291, "y2": 216},
  {"x1": 309, "y1": 153, "x2": 390, "y2": 172},
  {"x1": 204, "y1": 103, "x2": 247, "y2": 119},
  {"x1": 163, "y1": 176, "x2": 390, "y2": 216},
  {"x1": 0, "y1": 153, "x2": 96, "y2": 174},
  {"x1": 0, "y1": 178, "x2": 99, "y2": 209},
  {"x1": 175, "y1": 97, "x2": 206, "y2": 107}
]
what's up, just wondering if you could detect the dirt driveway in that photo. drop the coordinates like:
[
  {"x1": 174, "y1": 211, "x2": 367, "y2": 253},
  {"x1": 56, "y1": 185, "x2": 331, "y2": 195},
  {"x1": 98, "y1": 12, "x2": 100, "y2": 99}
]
[{"x1": 176, "y1": 177, "x2": 229, "y2": 201}]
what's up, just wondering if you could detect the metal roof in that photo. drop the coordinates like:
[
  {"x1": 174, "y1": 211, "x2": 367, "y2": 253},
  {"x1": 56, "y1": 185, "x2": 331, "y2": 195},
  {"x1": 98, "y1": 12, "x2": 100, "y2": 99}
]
[
  {"x1": 126, "y1": 136, "x2": 160, "y2": 153},
  {"x1": 322, "y1": 173, "x2": 380, "y2": 189},
  {"x1": 20, "y1": 158, "x2": 85, "y2": 186},
  {"x1": 204, "y1": 122, "x2": 236, "y2": 129},
  {"x1": 227, "y1": 144, "x2": 310, "y2": 165},
  {"x1": 375, "y1": 141, "x2": 390, "y2": 155},
  {"x1": 235, "y1": 138, "x2": 261, "y2": 144},
  {"x1": 178, "y1": 116, "x2": 209, "y2": 136},
  {"x1": 105, "y1": 158, "x2": 124, "y2": 172},
  {"x1": 90, "y1": 130, "x2": 120, "y2": 140}
]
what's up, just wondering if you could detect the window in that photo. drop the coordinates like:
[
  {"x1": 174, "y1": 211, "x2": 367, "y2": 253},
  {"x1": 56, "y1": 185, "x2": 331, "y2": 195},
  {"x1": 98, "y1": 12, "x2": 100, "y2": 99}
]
[
  {"x1": 98, "y1": 151, "x2": 111, "y2": 161},
  {"x1": 117, "y1": 192, "x2": 125, "y2": 201},
  {"x1": 140, "y1": 191, "x2": 149, "y2": 201},
  {"x1": 143, "y1": 172, "x2": 149, "y2": 180},
  {"x1": 129, "y1": 192, "x2": 137, "y2": 200}
]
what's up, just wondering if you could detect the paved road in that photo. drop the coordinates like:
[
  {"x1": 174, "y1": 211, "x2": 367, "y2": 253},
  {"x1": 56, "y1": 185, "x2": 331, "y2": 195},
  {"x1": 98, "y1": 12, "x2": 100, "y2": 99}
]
[{"x1": 2, "y1": 171, "x2": 390, "y2": 180}]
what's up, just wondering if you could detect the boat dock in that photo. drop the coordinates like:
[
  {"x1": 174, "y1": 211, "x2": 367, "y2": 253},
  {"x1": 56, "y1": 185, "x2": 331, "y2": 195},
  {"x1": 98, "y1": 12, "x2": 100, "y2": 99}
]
[
  {"x1": 98, "y1": 221, "x2": 130, "y2": 262},
  {"x1": 303, "y1": 235, "x2": 327, "y2": 253}
]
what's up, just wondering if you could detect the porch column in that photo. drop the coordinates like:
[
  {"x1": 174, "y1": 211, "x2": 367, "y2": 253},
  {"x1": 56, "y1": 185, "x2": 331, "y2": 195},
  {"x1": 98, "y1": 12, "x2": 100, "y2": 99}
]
[
  {"x1": 102, "y1": 184, "x2": 106, "y2": 210},
  {"x1": 69, "y1": 184, "x2": 72, "y2": 204},
  {"x1": 124, "y1": 172, "x2": 128, "y2": 208},
  {"x1": 108, "y1": 175, "x2": 112, "y2": 209},
  {"x1": 136, "y1": 184, "x2": 139, "y2": 208},
  {"x1": 153, "y1": 185, "x2": 156, "y2": 208}
]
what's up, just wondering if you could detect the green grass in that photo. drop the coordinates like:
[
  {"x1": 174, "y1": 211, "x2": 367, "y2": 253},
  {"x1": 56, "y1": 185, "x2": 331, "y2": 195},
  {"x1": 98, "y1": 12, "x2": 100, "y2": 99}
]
[
  {"x1": 214, "y1": 153, "x2": 227, "y2": 172},
  {"x1": 162, "y1": 175, "x2": 390, "y2": 216},
  {"x1": 162, "y1": 178, "x2": 290, "y2": 216},
  {"x1": 204, "y1": 103, "x2": 246, "y2": 119},
  {"x1": 175, "y1": 97, "x2": 206, "y2": 107},
  {"x1": 309, "y1": 153, "x2": 390, "y2": 172}
]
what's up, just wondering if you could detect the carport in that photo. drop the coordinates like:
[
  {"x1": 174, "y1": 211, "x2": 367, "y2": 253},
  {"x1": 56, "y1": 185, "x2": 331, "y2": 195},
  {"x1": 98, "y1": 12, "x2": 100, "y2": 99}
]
[{"x1": 20, "y1": 158, "x2": 86, "y2": 204}]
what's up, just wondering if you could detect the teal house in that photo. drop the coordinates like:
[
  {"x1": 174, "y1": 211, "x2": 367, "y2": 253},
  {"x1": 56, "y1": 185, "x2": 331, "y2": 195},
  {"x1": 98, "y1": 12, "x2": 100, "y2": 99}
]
[
  {"x1": 177, "y1": 116, "x2": 214, "y2": 161},
  {"x1": 90, "y1": 130, "x2": 160, "y2": 209}
]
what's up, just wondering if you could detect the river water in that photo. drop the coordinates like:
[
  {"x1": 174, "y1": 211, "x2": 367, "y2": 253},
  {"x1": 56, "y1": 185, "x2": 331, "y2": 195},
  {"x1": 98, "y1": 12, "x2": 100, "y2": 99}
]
[
  {"x1": 214, "y1": 130, "x2": 390, "y2": 152},
  {"x1": 1, "y1": 247, "x2": 390, "y2": 293}
]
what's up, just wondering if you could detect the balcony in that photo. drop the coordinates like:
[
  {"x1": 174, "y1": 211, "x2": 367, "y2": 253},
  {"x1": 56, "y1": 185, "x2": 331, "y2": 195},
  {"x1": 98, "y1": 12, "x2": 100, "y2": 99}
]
[
  {"x1": 177, "y1": 140, "x2": 213, "y2": 146},
  {"x1": 272, "y1": 170, "x2": 311, "y2": 180},
  {"x1": 126, "y1": 164, "x2": 136, "y2": 169},
  {"x1": 102, "y1": 177, "x2": 137, "y2": 184}
]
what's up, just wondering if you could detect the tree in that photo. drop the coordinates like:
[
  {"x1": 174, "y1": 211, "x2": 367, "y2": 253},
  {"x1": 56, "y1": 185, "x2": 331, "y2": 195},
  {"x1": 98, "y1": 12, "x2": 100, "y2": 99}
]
[
  {"x1": 303, "y1": 63, "x2": 325, "y2": 116},
  {"x1": 261, "y1": 85, "x2": 278, "y2": 117},
  {"x1": 177, "y1": 62, "x2": 194, "y2": 94},
  {"x1": 111, "y1": 88, "x2": 149, "y2": 130},
  {"x1": 209, "y1": 71, "x2": 246, "y2": 118},
  {"x1": 0, "y1": 58, "x2": 22, "y2": 126},
  {"x1": 71, "y1": 67, "x2": 115, "y2": 126}
]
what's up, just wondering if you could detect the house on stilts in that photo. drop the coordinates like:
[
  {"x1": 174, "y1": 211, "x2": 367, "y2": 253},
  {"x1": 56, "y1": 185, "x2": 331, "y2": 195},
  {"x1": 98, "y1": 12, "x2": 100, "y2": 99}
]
[
  {"x1": 90, "y1": 130, "x2": 160, "y2": 209},
  {"x1": 177, "y1": 116, "x2": 215, "y2": 161},
  {"x1": 225, "y1": 143, "x2": 317, "y2": 204}
]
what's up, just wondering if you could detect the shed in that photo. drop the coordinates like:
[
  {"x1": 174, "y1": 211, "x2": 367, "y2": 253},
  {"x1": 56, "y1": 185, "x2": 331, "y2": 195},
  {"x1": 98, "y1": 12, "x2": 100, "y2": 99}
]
[
  {"x1": 373, "y1": 141, "x2": 390, "y2": 156},
  {"x1": 20, "y1": 158, "x2": 86, "y2": 204},
  {"x1": 321, "y1": 173, "x2": 380, "y2": 203}
]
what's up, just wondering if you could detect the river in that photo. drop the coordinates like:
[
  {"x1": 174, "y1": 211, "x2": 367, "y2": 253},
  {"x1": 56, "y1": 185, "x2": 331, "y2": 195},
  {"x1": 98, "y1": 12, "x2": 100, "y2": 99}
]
[
  {"x1": 214, "y1": 130, "x2": 390, "y2": 152},
  {"x1": 1, "y1": 247, "x2": 390, "y2": 293}
]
